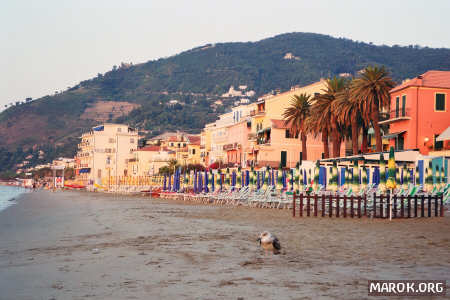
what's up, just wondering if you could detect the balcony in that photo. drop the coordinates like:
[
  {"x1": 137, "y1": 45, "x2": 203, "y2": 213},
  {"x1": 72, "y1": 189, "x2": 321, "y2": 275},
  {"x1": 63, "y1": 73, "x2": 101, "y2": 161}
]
[
  {"x1": 379, "y1": 108, "x2": 411, "y2": 125},
  {"x1": 223, "y1": 143, "x2": 240, "y2": 151}
]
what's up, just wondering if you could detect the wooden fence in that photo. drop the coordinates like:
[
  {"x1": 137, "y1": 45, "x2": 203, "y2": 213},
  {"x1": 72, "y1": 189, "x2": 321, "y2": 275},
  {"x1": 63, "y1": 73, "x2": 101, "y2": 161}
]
[{"x1": 292, "y1": 192, "x2": 444, "y2": 219}]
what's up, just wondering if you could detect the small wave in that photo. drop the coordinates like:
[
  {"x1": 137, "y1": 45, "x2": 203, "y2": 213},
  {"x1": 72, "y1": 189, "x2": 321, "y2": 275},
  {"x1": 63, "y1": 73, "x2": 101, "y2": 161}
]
[{"x1": 0, "y1": 186, "x2": 27, "y2": 213}]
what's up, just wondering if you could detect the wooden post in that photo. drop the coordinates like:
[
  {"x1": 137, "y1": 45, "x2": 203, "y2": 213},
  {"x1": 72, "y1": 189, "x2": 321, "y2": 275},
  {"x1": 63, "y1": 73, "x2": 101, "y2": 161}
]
[
  {"x1": 363, "y1": 194, "x2": 367, "y2": 217},
  {"x1": 434, "y1": 195, "x2": 438, "y2": 217},
  {"x1": 329, "y1": 194, "x2": 332, "y2": 218},
  {"x1": 386, "y1": 194, "x2": 390, "y2": 219},
  {"x1": 440, "y1": 194, "x2": 444, "y2": 217},
  {"x1": 380, "y1": 195, "x2": 383, "y2": 218},
  {"x1": 373, "y1": 193, "x2": 377, "y2": 218},
  {"x1": 393, "y1": 195, "x2": 397, "y2": 219},
  {"x1": 427, "y1": 195, "x2": 432, "y2": 218},
  {"x1": 314, "y1": 194, "x2": 318, "y2": 217},
  {"x1": 343, "y1": 195, "x2": 347, "y2": 218},
  {"x1": 350, "y1": 195, "x2": 354, "y2": 218},
  {"x1": 414, "y1": 195, "x2": 418, "y2": 218},
  {"x1": 292, "y1": 191, "x2": 296, "y2": 217},
  {"x1": 357, "y1": 196, "x2": 361, "y2": 218},
  {"x1": 421, "y1": 195, "x2": 425, "y2": 217},
  {"x1": 407, "y1": 195, "x2": 411, "y2": 218},
  {"x1": 321, "y1": 194, "x2": 325, "y2": 217},
  {"x1": 307, "y1": 194, "x2": 311, "y2": 217},
  {"x1": 299, "y1": 193, "x2": 303, "y2": 217},
  {"x1": 400, "y1": 195, "x2": 404, "y2": 218},
  {"x1": 336, "y1": 194, "x2": 340, "y2": 218}
]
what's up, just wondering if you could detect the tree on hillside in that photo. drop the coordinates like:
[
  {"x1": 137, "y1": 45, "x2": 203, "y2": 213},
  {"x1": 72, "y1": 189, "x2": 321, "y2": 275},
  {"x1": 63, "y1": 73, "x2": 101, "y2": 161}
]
[
  {"x1": 283, "y1": 93, "x2": 311, "y2": 160},
  {"x1": 351, "y1": 66, "x2": 395, "y2": 152}
]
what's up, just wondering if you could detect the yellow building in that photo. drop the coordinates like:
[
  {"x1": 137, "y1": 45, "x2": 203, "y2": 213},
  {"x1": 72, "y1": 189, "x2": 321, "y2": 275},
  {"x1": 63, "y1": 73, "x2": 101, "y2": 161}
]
[
  {"x1": 248, "y1": 80, "x2": 341, "y2": 167},
  {"x1": 128, "y1": 145, "x2": 175, "y2": 176}
]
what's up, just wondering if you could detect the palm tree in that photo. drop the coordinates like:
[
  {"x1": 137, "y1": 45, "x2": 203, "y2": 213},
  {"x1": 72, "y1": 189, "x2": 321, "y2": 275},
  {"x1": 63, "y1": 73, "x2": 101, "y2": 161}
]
[
  {"x1": 310, "y1": 77, "x2": 347, "y2": 158},
  {"x1": 332, "y1": 83, "x2": 362, "y2": 155},
  {"x1": 282, "y1": 93, "x2": 311, "y2": 160},
  {"x1": 351, "y1": 66, "x2": 395, "y2": 152}
]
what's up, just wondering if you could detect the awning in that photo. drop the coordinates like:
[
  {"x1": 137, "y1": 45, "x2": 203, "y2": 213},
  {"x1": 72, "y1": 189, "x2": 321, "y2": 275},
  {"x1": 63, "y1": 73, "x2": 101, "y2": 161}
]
[
  {"x1": 383, "y1": 131, "x2": 406, "y2": 139},
  {"x1": 79, "y1": 168, "x2": 91, "y2": 174},
  {"x1": 93, "y1": 125, "x2": 104, "y2": 131},
  {"x1": 436, "y1": 126, "x2": 450, "y2": 141}
]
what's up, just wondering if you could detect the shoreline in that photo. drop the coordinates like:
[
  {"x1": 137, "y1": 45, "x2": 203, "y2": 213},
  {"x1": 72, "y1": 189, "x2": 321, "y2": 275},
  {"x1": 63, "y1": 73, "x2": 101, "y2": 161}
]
[{"x1": 0, "y1": 190, "x2": 449, "y2": 299}]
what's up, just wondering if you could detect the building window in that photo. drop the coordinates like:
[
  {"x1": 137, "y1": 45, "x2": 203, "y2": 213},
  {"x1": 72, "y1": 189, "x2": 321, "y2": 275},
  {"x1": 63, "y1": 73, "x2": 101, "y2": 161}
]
[
  {"x1": 435, "y1": 93, "x2": 446, "y2": 111},
  {"x1": 401, "y1": 95, "x2": 406, "y2": 116},
  {"x1": 130, "y1": 138, "x2": 134, "y2": 143},
  {"x1": 192, "y1": 149, "x2": 195, "y2": 155},
  {"x1": 109, "y1": 138, "x2": 115, "y2": 143},
  {"x1": 395, "y1": 96, "x2": 399, "y2": 117},
  {"x1": 117, "y1": 128, "x2": 122, "y2": 132},
  {"x1": 434, "y1": 134, "x2": 443, "y2": 150}
]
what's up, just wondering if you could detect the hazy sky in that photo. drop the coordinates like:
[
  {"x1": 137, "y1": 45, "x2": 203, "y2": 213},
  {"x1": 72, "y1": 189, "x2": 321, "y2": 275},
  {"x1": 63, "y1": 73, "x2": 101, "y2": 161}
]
[{"x1": 1, "y1": 0, "x2": 449, "y2": 108}]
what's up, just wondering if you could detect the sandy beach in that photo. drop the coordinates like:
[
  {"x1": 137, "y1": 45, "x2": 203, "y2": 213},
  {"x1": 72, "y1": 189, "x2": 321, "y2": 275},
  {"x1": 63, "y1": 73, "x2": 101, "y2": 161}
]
[{"x1": 0, "y1": 190, "x2": 449, "y2": 300}]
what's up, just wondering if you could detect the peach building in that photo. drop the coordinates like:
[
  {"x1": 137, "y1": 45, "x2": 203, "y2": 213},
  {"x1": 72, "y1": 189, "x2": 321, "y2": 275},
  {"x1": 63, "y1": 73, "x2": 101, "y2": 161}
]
[
  {"x1": 75, "y1": 124, "x2": 139, "y2": 185},
  {"x1": 383, "y1": 70, "x2": 450, "y2": 155}
]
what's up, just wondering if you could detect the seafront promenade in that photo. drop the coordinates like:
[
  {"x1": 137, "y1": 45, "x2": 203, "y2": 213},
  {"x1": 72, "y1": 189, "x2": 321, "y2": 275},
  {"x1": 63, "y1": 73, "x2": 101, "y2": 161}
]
[{"x1": 1, "y1": 190, "x2": 449, "y2": 299}]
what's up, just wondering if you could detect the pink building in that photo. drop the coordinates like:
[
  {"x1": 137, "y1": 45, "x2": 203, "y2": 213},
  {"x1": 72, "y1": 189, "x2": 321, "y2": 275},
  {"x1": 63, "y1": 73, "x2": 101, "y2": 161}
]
[
  {"x1": 382, "y1": 70, "x2": 450, "y2": 154},
  {"x1": 224, "y1": 120, "x2": 252, "y2": 167}
]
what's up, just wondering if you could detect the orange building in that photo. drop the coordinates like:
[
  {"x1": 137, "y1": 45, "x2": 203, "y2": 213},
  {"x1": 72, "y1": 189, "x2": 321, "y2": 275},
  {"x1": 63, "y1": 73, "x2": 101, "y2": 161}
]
[{"x1": 383, "y1": 70, "x2": 450, "y2": 155}]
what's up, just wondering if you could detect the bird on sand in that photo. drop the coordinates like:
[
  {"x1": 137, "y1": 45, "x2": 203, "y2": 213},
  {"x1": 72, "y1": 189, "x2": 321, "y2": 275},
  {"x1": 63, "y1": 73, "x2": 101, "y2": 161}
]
[{"x1": 257, "y1": 231, "x2": 281, "y2": 254}]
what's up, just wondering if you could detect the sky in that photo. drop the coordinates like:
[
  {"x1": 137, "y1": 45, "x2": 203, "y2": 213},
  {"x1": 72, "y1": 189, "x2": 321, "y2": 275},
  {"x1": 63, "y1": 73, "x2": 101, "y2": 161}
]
[{"x1": 1, "y1": 0, "x2": 450, "y2": 108}]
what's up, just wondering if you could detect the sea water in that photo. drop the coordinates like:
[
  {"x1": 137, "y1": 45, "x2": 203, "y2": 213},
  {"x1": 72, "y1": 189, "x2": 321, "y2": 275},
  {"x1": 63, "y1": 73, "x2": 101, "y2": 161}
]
[{"x1": 0, "y1": 185, "x2": 27, "y2": 212}]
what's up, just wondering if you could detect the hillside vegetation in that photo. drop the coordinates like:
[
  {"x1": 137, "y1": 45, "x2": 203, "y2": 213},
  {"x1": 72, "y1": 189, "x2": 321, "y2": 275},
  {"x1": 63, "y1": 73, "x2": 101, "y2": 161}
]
[{"x1": 1, "y1": 32, "x2": 450, "y2": 173}]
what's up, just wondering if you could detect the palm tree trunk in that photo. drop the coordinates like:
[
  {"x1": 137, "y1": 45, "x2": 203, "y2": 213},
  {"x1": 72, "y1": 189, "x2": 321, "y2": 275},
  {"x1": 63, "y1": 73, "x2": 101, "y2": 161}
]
[
  {"x1": 301, "y1": 132, "x2": 307, "y2": 160},
  {"x1": 361, "y1": 125, "x2": 368, "y2": 153},
  {"x1": 322, "y1": 130, "x2": 329, "y2": 159},
  {"x1": 371, "y1": 101, "x2": 382, "y2": 152},
  {"x1": 331, "y1": 124, "x2": 340, "y2": 158},
  {"x1": 351, "y1": 115, "x2": 358, "y2": 155}
]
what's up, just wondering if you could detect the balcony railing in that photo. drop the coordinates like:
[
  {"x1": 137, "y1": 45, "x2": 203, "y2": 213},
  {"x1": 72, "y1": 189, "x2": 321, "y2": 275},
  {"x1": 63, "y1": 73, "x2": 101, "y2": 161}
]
[
  {"x1": 379, "y1": 108, "x2": 411, "y2": 124},
  {"x1": 223, "y1": 143, "x2": 240, "y2": 151}
]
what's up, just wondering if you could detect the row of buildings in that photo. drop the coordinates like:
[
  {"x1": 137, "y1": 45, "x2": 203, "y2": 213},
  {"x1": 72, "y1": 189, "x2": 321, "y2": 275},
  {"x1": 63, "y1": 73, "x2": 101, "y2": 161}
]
[{"x1": 74, "y1": 70, "x2": 450, "y2": 186}]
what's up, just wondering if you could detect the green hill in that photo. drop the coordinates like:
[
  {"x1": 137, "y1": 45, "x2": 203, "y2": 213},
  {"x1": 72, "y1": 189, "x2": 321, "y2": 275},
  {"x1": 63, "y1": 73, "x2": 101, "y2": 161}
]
[{"x1": 1, "y1": 32, "x2": 450, "y2": 173}]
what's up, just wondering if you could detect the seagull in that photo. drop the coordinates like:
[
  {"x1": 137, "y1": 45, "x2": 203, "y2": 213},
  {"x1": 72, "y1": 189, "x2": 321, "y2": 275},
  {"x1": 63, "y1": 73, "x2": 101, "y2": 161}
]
[{"x1": 257, "y1": 231, "x2": 281, "y2": 254}]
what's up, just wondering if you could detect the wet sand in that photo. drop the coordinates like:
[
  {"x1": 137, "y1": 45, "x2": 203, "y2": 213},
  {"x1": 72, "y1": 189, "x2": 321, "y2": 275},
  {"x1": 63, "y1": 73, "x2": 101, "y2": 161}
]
[{"x1": 0, "y1": 190, "x2": 449, "y2": 300}]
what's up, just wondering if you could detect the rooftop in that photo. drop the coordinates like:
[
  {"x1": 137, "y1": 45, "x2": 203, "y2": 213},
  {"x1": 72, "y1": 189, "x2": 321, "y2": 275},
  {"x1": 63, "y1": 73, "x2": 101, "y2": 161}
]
[{"x1": 391, "y1": 70, "x2": 450, "y2": 93}]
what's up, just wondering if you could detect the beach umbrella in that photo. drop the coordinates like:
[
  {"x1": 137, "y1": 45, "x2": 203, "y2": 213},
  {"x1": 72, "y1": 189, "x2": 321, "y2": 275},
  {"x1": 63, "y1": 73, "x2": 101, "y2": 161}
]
[
  {"x1": 256, "y1": 170, "x2": 260, "y2": 190},
  {"x1": 231, "y1": 171, "x2": 236, "y2": 191},
  {"x1": 294, "y1": 163, "x2": 300, "y2": 194},
  {"x1": 313, "y1": 161, "x2": 320, "y2": 192},
  {"x1": 207, "y1": 170, "x2": 212, "y2": 193},
  {"x1": 404, "y1": 166, "x2": 410, "y2": 187},
  {"x1": 193, "y1": 171, "x2": 197, "y2": 193},
  {"x1": 352, "y1": 160, "x2": 360, "y2": 194},
  {"x1": 237, "y1": 167, "x2": 242, "y2": 189},
  {"x1": 224, "y1": 168, "x2": 230, "y2": 191},
  {"x1": 414, "y1": 164, "x2": 419, "y2": 186},
  {"x1": 401, "y1": 165, "x2": 408, "y2": 190},
  {"x1": 425, "y1": 160, "x2": 433, "y2": 193},
  {"x1": 440, "y1": 166, "x2": 445, "y2": 189},
  {"x1": 385, "y1": 146, "x2": 397, "y2": 220},
  {"x1": 204, "y1": 169, "x2": 208, "y2": 193},
  {"x1": 163, "y1": 174, "x2": 167, "y2": 191},
  {"x1": 288, "y1": 168, "x2": 294, "y2": 191},
  {"x1": 276, "y1": 167, "x2": 283, "y2": 191},
  {"x1": 386, "y1": 146, "x2": 397, "y2": 190},
  {"x1": 262, "y1": 168, "x2": 268, "y2": 190},
  {"x1": 211, "y1": 171, "x2": 215, "y2": 192},
  {"x1": 330, "y1": 161, "x2": 338, "y2": 192},
  {"x1": 184, "y1": 171, "x2": 189, "y2": 192},
  {"x1": 361, "y1": 166, "x2": 368, "y2": 191},
  {"x1": 379, "y1": 153, "x2": 387, "y2": 193}
]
